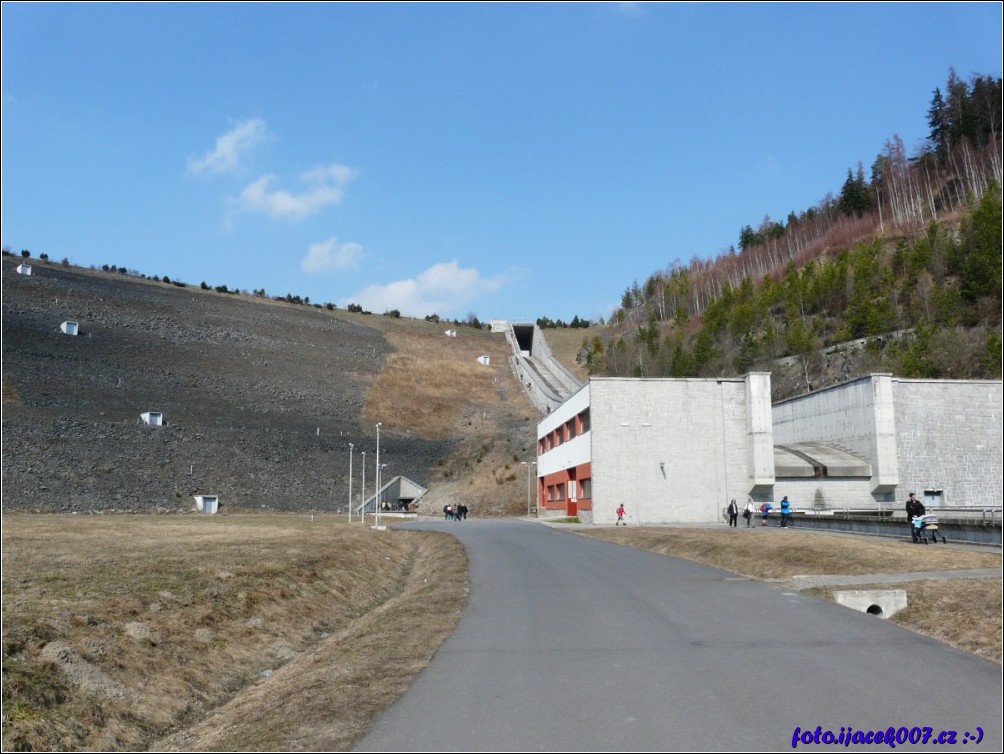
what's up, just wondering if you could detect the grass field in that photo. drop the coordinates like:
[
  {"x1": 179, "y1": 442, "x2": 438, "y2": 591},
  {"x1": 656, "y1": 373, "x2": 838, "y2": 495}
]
[{"x1": 2, "y1": 513, "x2": 466, "y2": 752}]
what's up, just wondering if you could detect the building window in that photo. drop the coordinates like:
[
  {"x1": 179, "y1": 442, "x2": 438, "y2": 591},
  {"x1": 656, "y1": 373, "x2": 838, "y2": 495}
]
[
  {"x1": 579, "y1": 409, "x2": 590, "y2": 434},
  {"x1": 580, "y1": 478, "x2": 591, "y2": 498}
]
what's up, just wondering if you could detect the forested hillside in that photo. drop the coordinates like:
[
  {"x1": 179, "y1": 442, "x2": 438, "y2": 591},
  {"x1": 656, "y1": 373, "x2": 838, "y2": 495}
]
[{"x1": 584, "y1": 70, "x2": 1002, "y2": 400}]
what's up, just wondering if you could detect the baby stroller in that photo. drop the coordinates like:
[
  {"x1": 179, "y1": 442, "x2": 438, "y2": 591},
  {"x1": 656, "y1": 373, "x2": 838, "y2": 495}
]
[{"x1": 913, "y1": 514, "x2": 946, "y2": 544}]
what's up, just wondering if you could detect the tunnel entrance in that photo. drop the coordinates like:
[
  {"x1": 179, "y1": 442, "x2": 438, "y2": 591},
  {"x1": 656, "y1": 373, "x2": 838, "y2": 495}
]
[{"x1": 513, "y1": 324, "x2": 534, "y2": 355}]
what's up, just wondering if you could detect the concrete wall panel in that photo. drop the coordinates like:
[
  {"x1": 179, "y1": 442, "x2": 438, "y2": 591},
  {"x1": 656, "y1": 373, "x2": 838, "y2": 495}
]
[
  {"x1": 892, "y1": 379, "x2": 1003, "y2": 507},
  {"x1": 589, "y1": 377, "x2": 762, "y2": 525},
  {"x1": 772, "y1": 375, "x2": 897, "y2": 492}
]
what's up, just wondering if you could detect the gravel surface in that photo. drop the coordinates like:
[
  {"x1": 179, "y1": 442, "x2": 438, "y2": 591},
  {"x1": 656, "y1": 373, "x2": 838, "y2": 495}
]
[{"x1": 2, "y1": 258, "x2": 454, "y2": 512}]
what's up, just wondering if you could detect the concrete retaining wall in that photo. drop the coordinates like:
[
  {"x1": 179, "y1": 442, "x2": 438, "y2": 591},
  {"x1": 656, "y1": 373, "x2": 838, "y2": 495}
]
[
  {"x1": 774, "y1": 478, "x2": 882, "y2": 512},
  {"x1": 891, "y1": 379, "x2": 1004, "y2": 507},
  {"x1": 783, "y1": 513, "x2": 1002, "y2": 546},
  {"x1": 772, "y1": 375, "x2": 898, "y2": 493},
  {"x1": 531, "y1": 327, "x2": 584, "y2": 396}
]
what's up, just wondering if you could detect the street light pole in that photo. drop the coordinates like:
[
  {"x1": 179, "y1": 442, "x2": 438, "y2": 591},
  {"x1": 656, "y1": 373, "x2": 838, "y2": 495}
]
[
  {"x1": 375, "y1": 422, "x2": 382, "y2": 528},
  {"x1": 348, "y1": 443, "x2": 354, "y2": 523},
  {"x1": 521, "y1": 461, "x2": 536, "y2": 517},
  {"x1": 360, "y1": 451, "x2": 366, "y2": 526},
  {"x1": 380, "y1": 463, "x2": 389, "y2": 513}
]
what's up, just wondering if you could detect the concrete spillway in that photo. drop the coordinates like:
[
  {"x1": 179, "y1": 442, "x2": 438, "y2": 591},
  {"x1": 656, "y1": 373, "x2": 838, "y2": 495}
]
[{"x1": 503, "y1": 323, "x2": 583, "y2": 414}]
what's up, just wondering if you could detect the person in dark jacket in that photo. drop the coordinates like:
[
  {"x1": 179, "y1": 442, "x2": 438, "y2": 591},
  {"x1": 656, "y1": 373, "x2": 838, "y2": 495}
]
[
  {"x1": 905, "y1": 492, "x2": 925, "y2": 543},
  {"x1": 727, "y1": 498, "x2": 739, "y2": 527}
]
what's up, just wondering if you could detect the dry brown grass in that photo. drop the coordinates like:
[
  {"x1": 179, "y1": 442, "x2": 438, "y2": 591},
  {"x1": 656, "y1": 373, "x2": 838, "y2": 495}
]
[
  {"x1": 535, "y1": 326, "x2": 603, "y2": 382},
  {"x1": 361, "y1": 321, "x2": 519, "y2": 440},
  {"x1": 355, "y1": 317, "x2": 539, "y2": 517},
  {"x1": 808, "y1": 579, "x2": 1002, "y2": 664},
  {"x1": 576, "y1": 527, "x2": 1002, "y2": 663},
  {"x1": 2, "y1": 513, "x2": 466, "y2": 752},
  {"x1": 577, "y1": 527, "x2": 1001, "y2": 579}
]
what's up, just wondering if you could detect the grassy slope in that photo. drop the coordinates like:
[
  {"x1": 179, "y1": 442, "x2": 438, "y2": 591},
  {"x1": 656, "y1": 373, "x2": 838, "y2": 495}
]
[{"x1": 2, "y1": 514, "x2": 467, "y2": 751}]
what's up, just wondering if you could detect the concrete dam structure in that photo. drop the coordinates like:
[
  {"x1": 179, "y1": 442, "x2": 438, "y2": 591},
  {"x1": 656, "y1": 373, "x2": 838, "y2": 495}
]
[{"x1": 503, "y1": 323, "x2": 583, "y2": 415}]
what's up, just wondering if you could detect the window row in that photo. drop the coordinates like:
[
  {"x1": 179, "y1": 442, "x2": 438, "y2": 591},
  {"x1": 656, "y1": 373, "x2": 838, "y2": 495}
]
[
  {"x1": 544, "y1": 478, "x2": 592, "y2": 502},
  {"x1": 539, "y1": 408, "x2": 590, "y2": 454}
]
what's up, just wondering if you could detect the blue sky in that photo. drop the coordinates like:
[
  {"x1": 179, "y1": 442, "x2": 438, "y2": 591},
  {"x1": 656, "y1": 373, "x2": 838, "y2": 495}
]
[{"x1": 3, "y1": 3, "x2": 1001, "y2": 323}]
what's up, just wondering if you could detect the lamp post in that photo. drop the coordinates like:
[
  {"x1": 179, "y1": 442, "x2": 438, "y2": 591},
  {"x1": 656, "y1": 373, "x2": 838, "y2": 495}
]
[
  {"x1": 521, "y1": 461, "x2": 537, "y2": 517},
  {"x1": 380, "y1": 463, "x2": 389, "y2": 515},
  {"x1": 360, "y1": 451, "x2": 366, "y2": 526},
  {"x1": 375, "y1": 423, "x2": 382, "y2": 528},
  {"x1": 348, "y1": 443, "x2": 354, "y2": 523}
]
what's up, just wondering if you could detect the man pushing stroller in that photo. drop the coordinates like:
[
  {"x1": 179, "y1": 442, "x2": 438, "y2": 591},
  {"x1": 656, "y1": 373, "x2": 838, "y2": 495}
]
[{"x1": 905, "y1": 492, "x2": 925, "y2": 543}]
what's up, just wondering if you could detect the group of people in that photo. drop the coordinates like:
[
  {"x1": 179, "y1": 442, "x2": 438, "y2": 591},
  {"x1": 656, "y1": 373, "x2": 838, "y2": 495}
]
[
  {"x1": 725, "y1": 496, "x2": 794, "y2": 527},
  {"x1": 443, "y1": 503, "x2": 469, "y2": 521},
  {"x1": 725, "y1": 497, "x2": 761, "y2": 527},
  {"x1": 708, "y1": 491, "x2": 933, "y2": 539}
]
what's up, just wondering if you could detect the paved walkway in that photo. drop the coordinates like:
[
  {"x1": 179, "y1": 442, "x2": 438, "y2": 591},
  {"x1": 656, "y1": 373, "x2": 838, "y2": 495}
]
[{"x1": 357, "y1": 520, "x2": 1003, "y2": 752}]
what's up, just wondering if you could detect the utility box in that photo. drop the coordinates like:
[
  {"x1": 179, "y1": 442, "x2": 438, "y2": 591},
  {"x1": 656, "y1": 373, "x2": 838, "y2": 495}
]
[
  {"x1": 140, "y1": 411, "x2": 163, "y2": 426},
  {"x1": 60, "y1": 321, "x2": 79, "y2": 336},
  {"x1": 194, "y1": 495, "x2": 219, "y2": 514}
]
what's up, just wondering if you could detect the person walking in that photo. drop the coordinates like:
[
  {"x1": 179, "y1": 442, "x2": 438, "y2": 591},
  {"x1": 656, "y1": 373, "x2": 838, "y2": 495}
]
[
  {"x1": 727, "y1": 498, "x2": 739, "y2": 527},
  {"x1": 615, "y1": 504, "x2": 627, "y2": 526},
  {"x1": 759, "y1": 501, "x2": 773, "y2": 526},
  {"x1": 905, "y1": 492, "x2": 925, "y2": 543},
  {"x1": 743, "y1": 496, "x2": 756, "y2": 527}
]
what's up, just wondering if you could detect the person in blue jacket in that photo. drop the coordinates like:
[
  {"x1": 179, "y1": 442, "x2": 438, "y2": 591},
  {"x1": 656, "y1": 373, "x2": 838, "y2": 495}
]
[{"x1": 779, "y1": 496, "x2": 792, "y2": 528}]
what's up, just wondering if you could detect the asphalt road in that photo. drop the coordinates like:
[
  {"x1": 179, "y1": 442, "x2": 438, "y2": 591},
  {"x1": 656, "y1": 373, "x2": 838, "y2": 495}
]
[{"x1": 354, "y1": 520, "x2": 1002, "y2": 752}]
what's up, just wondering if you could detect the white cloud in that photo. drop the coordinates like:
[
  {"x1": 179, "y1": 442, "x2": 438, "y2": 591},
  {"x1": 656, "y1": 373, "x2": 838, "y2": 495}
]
[
  {"x1": 301, "y1": 237, "x2": 364, "y2": 273},
  {"x1": 230, "y1": 162, "x2": 357, "y2": 221},
  {"x1": 188, "y1": 118, "x2": 267, "y2": 175},
  {"x1": 344, "y1": 260, "x2": 512, "y2": 317},
  {"x1": 614, "y1": 2, "x2": 644, "y2": 16}
]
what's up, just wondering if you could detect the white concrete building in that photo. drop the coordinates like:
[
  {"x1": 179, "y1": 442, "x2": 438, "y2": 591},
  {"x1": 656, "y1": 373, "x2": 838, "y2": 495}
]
[
  {"x1": 773, "y1": 374, "x2": 1003, "y2": 509},
  {"x1": 140, "y1": 411, "x2": 163, "y2": 426},
  {"x1": 17, "y1": 263, "x2": 32, "y2": 276},
  {"x1": 535, "y1": 372, "x2": 1002, "y2": 524},
  {"x1": 536, "y1": 374, "x2": 774, "y2": 524},
  {"x1": 60, "y1": 321, "x2": 79, "y2": 336}
]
